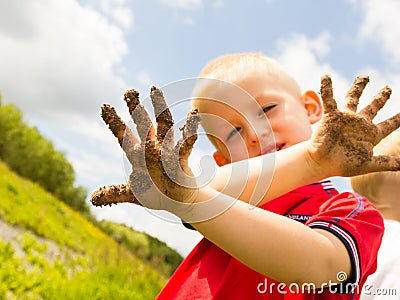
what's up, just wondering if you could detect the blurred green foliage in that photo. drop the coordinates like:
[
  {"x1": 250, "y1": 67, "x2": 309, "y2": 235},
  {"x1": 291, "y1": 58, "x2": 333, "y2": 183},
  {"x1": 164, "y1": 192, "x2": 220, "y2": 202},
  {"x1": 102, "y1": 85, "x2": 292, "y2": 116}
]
[
  {"x1": 0, "y1": 102, "x2": 89, "y2": 214},
  {"x1": 0, "y1": 98, "x2": 184, "y2": 298},
  {"x1": 0, "y1": 161, "x2": 167, "y2": 299},
  {"x1": 98, "y1": 220, "x2": 183, "y2": 277}
]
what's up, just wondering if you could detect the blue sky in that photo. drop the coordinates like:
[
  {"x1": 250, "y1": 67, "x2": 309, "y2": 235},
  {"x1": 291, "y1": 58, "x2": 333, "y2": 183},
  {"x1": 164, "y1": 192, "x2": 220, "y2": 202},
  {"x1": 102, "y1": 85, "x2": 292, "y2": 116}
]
[{"x1": 1, "y1": 0, "x2": 400, "y2": 256}]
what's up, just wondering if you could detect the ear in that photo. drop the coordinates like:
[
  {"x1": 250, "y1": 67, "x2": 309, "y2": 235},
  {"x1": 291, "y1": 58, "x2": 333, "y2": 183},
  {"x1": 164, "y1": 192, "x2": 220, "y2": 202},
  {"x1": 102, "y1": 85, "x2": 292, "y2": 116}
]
[
  {"x1": 213, "y1": 151, "x2": 230, "y2": 167},
  {"x1": 302, "y1": 90, "x2": 323, "y2": 124}
]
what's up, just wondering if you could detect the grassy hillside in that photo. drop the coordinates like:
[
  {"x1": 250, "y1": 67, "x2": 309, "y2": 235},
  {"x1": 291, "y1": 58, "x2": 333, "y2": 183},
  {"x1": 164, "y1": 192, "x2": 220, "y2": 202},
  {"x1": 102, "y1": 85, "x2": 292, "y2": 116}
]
[
  {"x1": 0, "y1": 161, "x2": 173, "y2": 299},
  {"x1": 97, "y1": 220, "x2": 182, "y2": 278}
]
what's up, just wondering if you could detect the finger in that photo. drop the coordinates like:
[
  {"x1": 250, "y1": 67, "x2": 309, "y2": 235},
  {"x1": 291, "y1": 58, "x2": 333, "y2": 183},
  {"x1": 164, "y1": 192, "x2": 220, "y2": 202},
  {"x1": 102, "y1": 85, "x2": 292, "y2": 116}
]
[
  {"x1": 359, "y1": 86, "x2": 392, "y2": 120},
  {"x1": 320, "y1": 75, "x2": 337, "y2": 113},
  {"x1": 362, "y1": 155, "x2": 400, "y2": 173},
  {"x1": 376, "y1": 113, "x2": 400, "y2": 141},
  {"x1": 90, "y1": 183, "x2": 140, "y2": 207},
  {"x1": 101, "y1": 104, "x2": 138, "y2": 155},
  {"x1": 124, "y1": 89, "x2": 155, "y2": 143},
  {"x1": 150, "y1": 86, "x2": 174, "y2": 148},
  {"x1": 176, "y1": 109, "x2": 201, "y2": 161},
  {"x1": 124, "y1": 89, "x2": 140, "y2": 115},
  {"x1": 344, "y1": 75, "x2": 369, "y2": 112}
]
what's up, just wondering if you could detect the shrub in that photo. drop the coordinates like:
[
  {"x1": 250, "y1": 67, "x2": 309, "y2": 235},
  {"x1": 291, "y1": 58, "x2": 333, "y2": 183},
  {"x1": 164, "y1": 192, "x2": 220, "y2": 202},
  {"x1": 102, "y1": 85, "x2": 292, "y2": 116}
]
[{"x1": 0, "y1": 103, "x2": 89, "y2": 214}]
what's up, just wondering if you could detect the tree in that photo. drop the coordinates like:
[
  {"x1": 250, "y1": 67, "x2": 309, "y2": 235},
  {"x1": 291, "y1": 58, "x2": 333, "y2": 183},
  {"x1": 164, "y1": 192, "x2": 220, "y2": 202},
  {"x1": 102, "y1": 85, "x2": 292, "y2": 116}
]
[{"x1": 0, "y1": 103, "x2": 89, "y2": 214}]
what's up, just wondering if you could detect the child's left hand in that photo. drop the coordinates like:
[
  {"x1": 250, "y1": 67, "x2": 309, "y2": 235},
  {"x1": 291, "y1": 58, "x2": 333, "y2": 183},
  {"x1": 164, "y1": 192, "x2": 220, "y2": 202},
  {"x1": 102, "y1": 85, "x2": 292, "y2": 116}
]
[
  {"x1": 308, "y1": 75, "x2": 400, "y2": 177},
  {"x1": 90, "y1": 87, "x2": 200, "y2": 210}
]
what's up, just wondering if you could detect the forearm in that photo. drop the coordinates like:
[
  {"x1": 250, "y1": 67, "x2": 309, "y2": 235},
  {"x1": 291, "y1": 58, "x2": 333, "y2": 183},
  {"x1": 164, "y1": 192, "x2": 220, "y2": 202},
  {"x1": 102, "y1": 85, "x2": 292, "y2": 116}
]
[
  {"x1": 209, "y1": 141, "x2": 327, "y2": 206},
  {"x1": 185, "y1": 185, "x2": 350, "y2": 286}
]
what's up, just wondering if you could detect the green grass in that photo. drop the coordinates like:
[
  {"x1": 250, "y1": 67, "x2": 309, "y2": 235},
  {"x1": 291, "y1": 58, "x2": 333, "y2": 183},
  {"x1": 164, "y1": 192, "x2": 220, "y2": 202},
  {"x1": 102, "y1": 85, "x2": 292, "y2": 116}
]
[
  {"x1": 97, "y1": 220, "x2": 183, "y2": 277},
  {"x1": 0, "y1": 161, "x2": 168, "y2": 299}
]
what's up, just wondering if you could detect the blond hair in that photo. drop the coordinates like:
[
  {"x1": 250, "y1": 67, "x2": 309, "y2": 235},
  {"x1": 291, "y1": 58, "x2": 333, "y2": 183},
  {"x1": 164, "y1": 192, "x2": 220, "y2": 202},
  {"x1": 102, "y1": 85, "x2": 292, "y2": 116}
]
[
  {"x1": 350, "y1": 132, "x2": 400, "y2": 204},
  {"x1": 192, "y1": 52, "x2": 301, "y2": 111}
]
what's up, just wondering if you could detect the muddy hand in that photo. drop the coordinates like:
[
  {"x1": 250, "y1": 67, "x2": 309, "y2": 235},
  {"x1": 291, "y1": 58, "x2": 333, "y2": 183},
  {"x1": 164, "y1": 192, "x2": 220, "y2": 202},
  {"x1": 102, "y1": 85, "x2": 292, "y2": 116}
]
[
  {"x1": 90, "y1": 87, "x2": 200, "y2": 209},
  {"x1": 309, "y1": 75, "x2": 400, "y2": 177}
]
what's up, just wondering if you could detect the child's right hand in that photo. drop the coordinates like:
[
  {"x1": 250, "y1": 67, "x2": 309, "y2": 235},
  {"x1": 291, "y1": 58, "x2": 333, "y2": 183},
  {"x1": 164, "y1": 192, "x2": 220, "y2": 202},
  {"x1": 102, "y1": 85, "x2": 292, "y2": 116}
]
[{"x1": 307, "y1": 75, "x2": 400, "y2": 177}]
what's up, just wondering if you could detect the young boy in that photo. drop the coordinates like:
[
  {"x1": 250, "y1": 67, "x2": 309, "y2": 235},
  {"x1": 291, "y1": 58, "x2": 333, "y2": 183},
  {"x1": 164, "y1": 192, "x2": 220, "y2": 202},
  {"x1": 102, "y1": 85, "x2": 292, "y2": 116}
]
[
  {"x1": 154, "y1": 53, "x2": 386, "y2": 299},
  {"x1": 350, "y1": 132, "x2": 400, "y2": 299},
  {"x1": 91, "y1": 52, "x2": 400, "y2": 299}
]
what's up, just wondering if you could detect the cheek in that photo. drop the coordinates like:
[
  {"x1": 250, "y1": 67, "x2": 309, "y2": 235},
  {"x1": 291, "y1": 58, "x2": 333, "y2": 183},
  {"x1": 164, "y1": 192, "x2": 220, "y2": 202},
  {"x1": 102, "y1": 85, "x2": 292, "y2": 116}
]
[
  {"x1": 287, "y1": 117, "x2": 313, "y2": 141},
  {"x1": 271, "y1": 112, "x2": 312, "y2": 140},
  {"x1": 223, "y1": 139, "x2": 251, "y2": 162}
]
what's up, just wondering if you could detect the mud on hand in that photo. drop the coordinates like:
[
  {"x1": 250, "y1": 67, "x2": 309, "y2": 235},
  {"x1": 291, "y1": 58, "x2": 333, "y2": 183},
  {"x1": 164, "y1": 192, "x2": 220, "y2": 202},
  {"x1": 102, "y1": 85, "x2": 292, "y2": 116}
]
[
  {"x1": 90, "y1": 86, "x2": 200, "y2": 211},
  {"x1": 309, "y1": 75, "x2": 400, "y2": 177}
]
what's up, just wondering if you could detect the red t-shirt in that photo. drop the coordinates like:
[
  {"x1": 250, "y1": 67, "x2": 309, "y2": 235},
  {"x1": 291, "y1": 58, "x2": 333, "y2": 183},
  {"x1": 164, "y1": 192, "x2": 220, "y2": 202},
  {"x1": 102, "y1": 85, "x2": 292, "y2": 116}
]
[{"x1": 157, "y1": 180, "x2": 384, "y2": 299}]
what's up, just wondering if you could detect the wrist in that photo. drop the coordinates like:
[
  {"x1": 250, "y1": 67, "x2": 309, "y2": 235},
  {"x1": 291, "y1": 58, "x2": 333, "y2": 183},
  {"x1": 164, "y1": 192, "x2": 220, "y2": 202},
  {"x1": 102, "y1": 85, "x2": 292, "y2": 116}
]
[
  {"x1": 274, "y1": 141, "x2": 328, "y2": 189},
  {"x1": 302, "y1": 141, "x2": 334, "y2": 180},
  {"x1": 175, "y1": 186, "x2": 236, "y2": 224}
]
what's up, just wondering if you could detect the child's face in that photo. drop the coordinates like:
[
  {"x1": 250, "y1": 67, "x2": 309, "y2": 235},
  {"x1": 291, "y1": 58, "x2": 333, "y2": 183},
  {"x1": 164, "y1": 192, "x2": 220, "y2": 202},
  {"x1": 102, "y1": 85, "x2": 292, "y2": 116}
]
[{"x1": 199, "y1": 69, "x2": 322, "y2": 166}]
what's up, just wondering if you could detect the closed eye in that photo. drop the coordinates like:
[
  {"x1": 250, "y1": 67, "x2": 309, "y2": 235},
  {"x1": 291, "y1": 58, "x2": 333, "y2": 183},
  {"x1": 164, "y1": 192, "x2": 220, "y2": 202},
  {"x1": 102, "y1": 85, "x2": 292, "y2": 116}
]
[{"x1": 262, "y1": 104, "x2": 277, "y2": 114}]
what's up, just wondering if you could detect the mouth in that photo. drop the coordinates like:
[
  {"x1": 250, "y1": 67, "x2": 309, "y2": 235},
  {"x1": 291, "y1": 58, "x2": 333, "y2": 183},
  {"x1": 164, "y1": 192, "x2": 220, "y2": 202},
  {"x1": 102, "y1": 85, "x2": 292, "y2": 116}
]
[{"x1": 259, "y1": 143, "x2": 286, "y2": 155}]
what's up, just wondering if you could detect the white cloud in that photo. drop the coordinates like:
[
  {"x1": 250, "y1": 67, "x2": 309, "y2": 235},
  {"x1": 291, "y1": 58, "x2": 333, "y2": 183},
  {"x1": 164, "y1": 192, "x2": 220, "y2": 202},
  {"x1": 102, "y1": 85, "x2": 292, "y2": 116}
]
[
  {"x1": 353, "y1": 0, "x2": 400, "y2": 65},
  {"x1": 0, "y1": 2, "x2": 37, "y2": 39},
  {"x1": 0, "y1": 0, "x2": 134, "y2": 199},
  {"x1": 137, "y1": 70, "x2": 153, "y2": 87},
  {"x1": 46, "y1": 116, "x2": 128, "y2": 186},
  {"x1": 275, "y1": 32, "x2": 349, "y2": 98},
  {"x1": 0, "y1": 0, "x2": 128, "y2": 123},
  {"x1": 345, "y1": 0, "x2": 400, "y2": 122},
  {"x1": 100, "y1": 0, "x2": 134, "y2": 29},
  {"x1": 275, "y1": 29, "x2": 400, "y2": 131}
]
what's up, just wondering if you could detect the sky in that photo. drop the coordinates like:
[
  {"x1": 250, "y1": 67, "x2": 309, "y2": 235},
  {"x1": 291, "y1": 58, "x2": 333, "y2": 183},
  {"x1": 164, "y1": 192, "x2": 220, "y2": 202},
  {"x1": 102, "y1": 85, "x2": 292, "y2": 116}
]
[{"x1": 1, "y1": 0, "x2": 400, "y2": 256}]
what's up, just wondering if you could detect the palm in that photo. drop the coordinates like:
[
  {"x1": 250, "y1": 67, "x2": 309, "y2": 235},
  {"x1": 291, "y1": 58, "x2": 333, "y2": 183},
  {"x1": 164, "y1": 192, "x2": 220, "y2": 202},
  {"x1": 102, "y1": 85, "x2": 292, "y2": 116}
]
[
  {"x1": 309, "y1": 75, "x2": 400, "y2": 176},
  {"x1": 90, "y1": 86, "x2": 200, "y2": 209}
]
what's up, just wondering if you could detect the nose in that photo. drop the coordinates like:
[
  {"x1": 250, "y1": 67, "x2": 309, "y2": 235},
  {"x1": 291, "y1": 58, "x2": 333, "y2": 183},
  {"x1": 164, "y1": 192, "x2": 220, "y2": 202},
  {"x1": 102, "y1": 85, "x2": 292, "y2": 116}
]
[
  {"x1": 248, "y1": 128, "x2": 260, "y2": 144},
  {"x1": 247, "y1": 124, "x2": 268, "y2": 145},
  {"x1": 246, "y1": 118, "x2": 273, "y2": 146}
]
